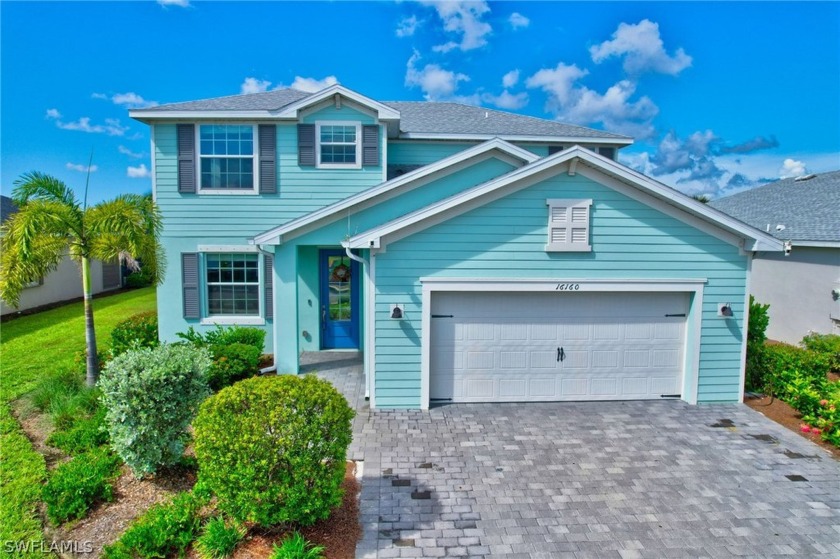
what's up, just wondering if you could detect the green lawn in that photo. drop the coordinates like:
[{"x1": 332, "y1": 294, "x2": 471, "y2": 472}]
[{"x1": 0, "y1": 287, "x2": 156, "y2": 556}]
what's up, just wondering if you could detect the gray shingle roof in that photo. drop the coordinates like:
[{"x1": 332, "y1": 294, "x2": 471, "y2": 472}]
[
  {"x1": 382, "y1": 101, "x2": 629, "y2": 140},
  {"x1": 709, "y1": 170, "x2": 840, "y2": 243},
  {"x1": 1, "y1": 195, "x2": 18, "y2": 224},
  {"x1": 145, "y1": 88, "x2": 311, "y2": 111},
  {"x1": 134, "y1": 89, "x2": 630, "y2": 141}
]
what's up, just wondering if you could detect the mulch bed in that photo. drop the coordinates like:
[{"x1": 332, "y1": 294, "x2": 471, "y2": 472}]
[{"x1": 745, "y1": 392, "x2": 840, "y2": 460}]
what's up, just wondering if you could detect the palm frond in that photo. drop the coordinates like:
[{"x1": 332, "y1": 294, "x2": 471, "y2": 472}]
[
  {"x1": 12, "y1": 171, "x2": 79, "y2": 208},
  {"x1": 0, "y1": 225, "x2": 70, "y2": 307},
  {"x1": 3, "y1": 200, "x2": 83, "y2": 259}
]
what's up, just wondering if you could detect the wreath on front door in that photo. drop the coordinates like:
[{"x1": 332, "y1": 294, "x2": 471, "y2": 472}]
[{"x1": 331, "y1": 263, "x2": 351, "y2": 283}]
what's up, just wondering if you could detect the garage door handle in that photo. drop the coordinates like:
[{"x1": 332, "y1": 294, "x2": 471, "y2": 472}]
[{"x1": 557, "y1": 347, "x2": 565, "y2": 362}]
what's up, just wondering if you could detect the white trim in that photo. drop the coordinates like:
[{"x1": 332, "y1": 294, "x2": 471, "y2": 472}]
[
  {"x1": 791, "y1": 240, "x2": 840, "y2": 248},
  {"x1": 195, "y1": 124, "x2": 259, "y2": 194},
  {"x1": 419, "y1": 277, "x2": 705, "y2": 409},
  {"x1": 367, "y1": 250, "x2": 377, "y2": 408},
  {"x1": 150, "y1": 126, "x2": 157, "y2": 203},
  {"x1": 276, "y1": 84, "x2": 401, "y2": 121},
  {"x1": 201, "y1": 317, "x2": 266, "y2": 326},
  {"x1": 197, "y1": 244, "x2": 259, "y2": 253},
  {"x1": 252, "y1": 138, "x2": 539, "y2": 245},
  {"x1": 130, "y1": 110, "x2": 279, "y2": 121},
  {"x1": 346, "y1": 146, "x2": 784, "y2": 252},
  {"x1": 739, "y1": 253, "x2": 752, "y2": 403},
  {"x1": 398, "y1": 132, "x2": 633, "y2": 145},
  {"x1": 315, "y1": 121, "x2": 362, "y2": 170},
  {"x1": 381, "y1": 125, "x2": 388, "y2": 184}
]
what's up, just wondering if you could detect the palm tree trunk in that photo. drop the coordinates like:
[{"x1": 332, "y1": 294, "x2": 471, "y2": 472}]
[{"x1": 82, "y1": 256, "x2": 100, "y2": 386}]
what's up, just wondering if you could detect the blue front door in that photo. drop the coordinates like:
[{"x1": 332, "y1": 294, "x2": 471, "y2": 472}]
[{"x1": 320, "y1": 250, "x2": 360, "y2": 349}]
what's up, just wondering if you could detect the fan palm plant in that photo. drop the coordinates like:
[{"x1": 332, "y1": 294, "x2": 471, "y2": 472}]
[{"x1": 0, "y1": 171, "x2": 164, "y2": 386}]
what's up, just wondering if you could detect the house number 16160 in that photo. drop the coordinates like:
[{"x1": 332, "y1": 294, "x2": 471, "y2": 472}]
[{"x1": 555, "y1": 283, "x2": 580, "y2": 291}]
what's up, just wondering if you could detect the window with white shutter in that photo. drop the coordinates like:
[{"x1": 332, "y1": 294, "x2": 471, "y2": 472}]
[{"x1": 545, "y1": 199, "x2": 592, "y2": 252}]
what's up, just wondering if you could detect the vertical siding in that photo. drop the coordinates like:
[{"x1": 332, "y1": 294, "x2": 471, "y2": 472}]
[{"x1": 373, "y1": 174, "x2": 748, "y2": 408}]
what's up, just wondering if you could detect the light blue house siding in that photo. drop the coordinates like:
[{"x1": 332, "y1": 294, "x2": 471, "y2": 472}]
[
  {"x1": 388, "y1": 141, "x2": 549, "y2": 167},
  {"x1": 373, "y1": 173, "x2": 748, "y2": 407},
  {"x1": 153, "y1": 104, "x2": 386, "y2": 346},
  {"x1": 271, "y1": 156, "x2": 520, "y2": 369}
]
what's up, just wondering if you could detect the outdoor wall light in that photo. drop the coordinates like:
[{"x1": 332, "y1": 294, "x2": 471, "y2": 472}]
[
  {"x1": 718, "y1": 303, "x2": 734, "y2": 318},
  {"x1": 390, "y1": 304, "x2": 404, "y2": 320}
]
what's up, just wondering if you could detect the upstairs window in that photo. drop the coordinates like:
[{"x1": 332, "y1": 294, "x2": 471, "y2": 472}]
[
  {"x1": 198, "y1": 125, "x2": 256, "y2": 190},
  {"x1": 545, "y1": 199, "x2": 592, "y2": 252},
  {"x1": 316, "y1": 122, "x2": 361, "y2": 169}
]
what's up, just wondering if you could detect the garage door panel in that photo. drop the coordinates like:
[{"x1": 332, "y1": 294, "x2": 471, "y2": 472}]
[{"x1": 430, "y1": 291, "x2": 687, "y2": 403}]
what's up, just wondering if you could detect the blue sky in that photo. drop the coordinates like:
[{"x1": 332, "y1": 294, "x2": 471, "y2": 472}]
[{"x1": 2, "y1": 1, "x2": 838, "y2": 204}]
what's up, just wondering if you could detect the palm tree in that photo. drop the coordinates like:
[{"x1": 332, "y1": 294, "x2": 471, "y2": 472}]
[
  {"x1": 692, "y1": 194, "x2": 711, "y2": 204},
  {"x1": 1, "y1": 172, "x2": 163, "y2": 386}
]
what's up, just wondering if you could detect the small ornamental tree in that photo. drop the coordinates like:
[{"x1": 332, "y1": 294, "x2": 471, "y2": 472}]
[
  {"x1": 99, "y1": 344, "x2": 211, "y2": 477},
  {"x1": 193, "y1": 375, "x2": 354, "y2": 526}
]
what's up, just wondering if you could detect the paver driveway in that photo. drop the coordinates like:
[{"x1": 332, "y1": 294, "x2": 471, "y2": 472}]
[{"x1": 304, "y1": 353, "x2": 840, "y2": 558}]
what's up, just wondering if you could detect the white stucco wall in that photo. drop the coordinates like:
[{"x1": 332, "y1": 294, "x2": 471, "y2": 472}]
[
  {"x1": 751, "y1": 246, "x2": 840, "y2": 344},
  {"x1": 1, "y1": 256, "x2": 120, "y2": 316}
]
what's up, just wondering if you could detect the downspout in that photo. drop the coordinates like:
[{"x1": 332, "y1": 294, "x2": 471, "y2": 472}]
[
  {"x1": 343, "y1": 243, "x2": 372, "y2": 400},
  {"x1": 254, "y1": 243, "x2": 278, "y2": 375}
]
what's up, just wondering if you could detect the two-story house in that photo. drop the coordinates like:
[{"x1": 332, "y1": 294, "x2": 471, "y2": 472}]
[{"x1": 130, "y1": 84, "x2": 782, "y2": 409}]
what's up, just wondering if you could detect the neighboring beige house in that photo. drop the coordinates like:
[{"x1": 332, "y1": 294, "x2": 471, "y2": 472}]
[
  {"x1": 1, "y1": 195, "x2": 122, "y2": 316},
  {"x1": 711, "y1": 171, "x2": 840, "y2": 344}
]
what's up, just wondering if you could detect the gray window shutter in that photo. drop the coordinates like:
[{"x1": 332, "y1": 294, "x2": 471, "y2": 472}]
[
  {"x1": 177, "y1": 124, "x2": 196, "y2": 193},
  {"x1": 258, "y1": 124, "x2": 276, "y2": 194},
  {"x1": 182, "y1": 253, "x2": 200, "y2": 319},
  {"x1": 263, "y1": 253, "x2": 273, "y2": 320},
  {"x1": 547, "y1": 145, "x2": 564, "y2": 155},
  {"x1": 362, "y1": 125, "x2": 379, "y2": 167},
  {"x1": 298, "y1": 124, "x2": 315, "y2": 166}
]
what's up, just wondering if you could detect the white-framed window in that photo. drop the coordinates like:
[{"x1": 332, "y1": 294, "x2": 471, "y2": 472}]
[
  {"x1": 198, "y1": 125, "x2": 257, "y2": 192},
  {"x1": 316, "y1": 121, "x2": 362, "y2": 169},
  {"x1": 545, "y1": 199, "x2": 592, "y2": 252},
  {"x1": 204, "y1": 253, "x2": 260, "y2": 316}
]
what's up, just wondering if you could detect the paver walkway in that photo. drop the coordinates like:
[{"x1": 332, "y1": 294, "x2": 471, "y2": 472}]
[{"x1": 304, "y1": 352, "x2": 840, "y2": 558}]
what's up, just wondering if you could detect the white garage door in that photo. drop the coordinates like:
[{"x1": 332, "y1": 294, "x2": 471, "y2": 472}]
[{"x1": 430, "y1": 291, "x2": 687, "y2": 403}]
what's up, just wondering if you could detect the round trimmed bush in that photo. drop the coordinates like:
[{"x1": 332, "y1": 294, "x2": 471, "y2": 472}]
[{"x1": 193, "y1": 375, "x2": 354, "y2": 526}]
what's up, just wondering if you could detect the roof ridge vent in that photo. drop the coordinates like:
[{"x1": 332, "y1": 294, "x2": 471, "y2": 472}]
[{"x1": 794, "y1": 173, "x2": 816, "y2": 182}]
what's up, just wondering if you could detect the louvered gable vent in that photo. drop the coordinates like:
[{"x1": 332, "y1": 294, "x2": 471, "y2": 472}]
[{"x1": 545, "y1": 199, "x2": 592, "y2": 252}]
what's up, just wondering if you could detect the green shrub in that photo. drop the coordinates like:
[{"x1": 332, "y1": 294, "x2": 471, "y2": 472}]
[
  {"x1": 195, "y1": 516, "x2": 245, "y2": 559},
  {"x1": 764, "y1": 343, "x2": 830, "y2": 396},
  {"x1": 193, "y1": 375, "x2": 354, "y2": 527},
  {"x1": 103, "y1": 491, "x2": 205, "y2": 559},
  {"x1": 206, "y1": 343, "x2": 262, "y2": 391},
  {"x1": 124, "y1": 268, "x2": 154, "y2": 288},
  {"x1": 46, "y1": 407, "x2": 108, "y2": 455},
  {"x1": 41, "y1": 447, "x2": 121, "y2": 525},
  {"x1": 745, "y1": 296, "x2": 770, "y2": 391},
  {"x1": 177, "y1": 325, "x2": 265, "y2": 354},
  {"x1": 111, "y1": 311, "x2": 159, "y2": 357},
  {"x1": 271, "y1": 533, "x2": 324, "y2": 559},
  {"x1": 99, "y1": 344, "x2": 212, "y2": 477},
  {"x1": 801, "y1": 332, "x2": 840, "y2": 372}
]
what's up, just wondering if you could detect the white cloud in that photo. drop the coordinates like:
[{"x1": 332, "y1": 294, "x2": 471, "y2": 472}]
[
  {"x1": 501, "y1": 69, "x2": 520, "y2": 88},
  {"x1": 405, "y1": 51, "x2": 470, "y2": 100},
  {"x1": 92, "y1": 92, "x2": 157, "y2": 108},
  {"x1": 52, "y1": 116, "x2": 129, "y2": 136},
  {"x1": 509, "y1": 12, "x2": 530, "y2": 30},
  {"x1": 482, "y1": 90, "x2": 528, "y2": 110},
  {"x1": 158, "y1": 0, "x2": 190, "y2": 7},
  {"x1": 589, "y1": 19, "x2": 692, "y2": 76},
  {"x1": 66, "y1": 162, "x2": 98, "y2": 173},
  {"x1": 127, "y1": 164, "x2": 152, "y2": 179},
  {"x1": 240, "y1": 77, "x2": 272, "y2": 94},
  {"x1": 119, "y1": 145, "x2": 143, "y2": 159},
  {"x1": 421, "y1": 0, "x2": 492, "y2": 52},
  {"x1": 779, "y1": 158, "x2": 806, "y2": 178},
  {"x1": 289, "y1": 75, "x2": 339, "y2": 93},
  {"x1": 526, "y1": 63, "x2": 658, "y2": 139},
  {"x1": 396, "y1": 15, "x2": 419, "y2": 37},
  {"x1": 45, "y1": 108, "x2": 62, "y2": 119}
]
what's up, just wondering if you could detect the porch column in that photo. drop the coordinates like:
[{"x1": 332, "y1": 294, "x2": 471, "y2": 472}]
[{"x1": 274, "y1": 243, "x2": 299, "y2": 374}]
